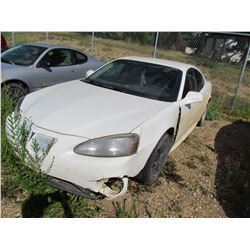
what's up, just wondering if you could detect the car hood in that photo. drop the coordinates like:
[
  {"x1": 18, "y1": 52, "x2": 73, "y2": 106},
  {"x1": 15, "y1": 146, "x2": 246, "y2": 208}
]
[{"x1": 22, "y1": 80, "x2": 169, "y2": 138}]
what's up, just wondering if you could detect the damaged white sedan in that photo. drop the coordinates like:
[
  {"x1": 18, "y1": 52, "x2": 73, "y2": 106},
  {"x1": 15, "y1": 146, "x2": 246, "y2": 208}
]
[{"x1": 6, "y1": 56, "x2": 211, "y2": 199}]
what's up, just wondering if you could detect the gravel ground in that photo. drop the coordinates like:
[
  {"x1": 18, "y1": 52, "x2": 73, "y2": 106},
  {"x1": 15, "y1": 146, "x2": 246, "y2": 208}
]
[{"x1": 1, "y1": 119, "x2": 250, "y2": 218}]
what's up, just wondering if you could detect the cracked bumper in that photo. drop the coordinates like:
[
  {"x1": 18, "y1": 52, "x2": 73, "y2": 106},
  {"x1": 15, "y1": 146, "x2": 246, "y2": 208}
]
[{"x1": 5, "y1": 113, "x2": 146, "y2": 199}]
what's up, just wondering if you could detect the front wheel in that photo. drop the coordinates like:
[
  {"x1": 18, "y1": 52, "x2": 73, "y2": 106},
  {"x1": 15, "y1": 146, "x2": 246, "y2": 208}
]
[
  {"x1": 197, "y1": 105, "x2": 207, "y2": 127},
  {"x1": 1, "y1": 82, "x2": 28, "y2": 104},
  {"x1": 136, "y1": 133, "x2": 172, "y2": 185}
]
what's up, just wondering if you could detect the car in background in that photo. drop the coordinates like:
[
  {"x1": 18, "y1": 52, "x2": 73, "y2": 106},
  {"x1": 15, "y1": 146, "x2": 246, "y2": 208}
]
[
  {"x1": 230, "y1": 52, "x2": 250, "y2": 64},
  {"x1": 1, "y1": 44, "x2": 105, "y2": 102},
  {"x1": 1, "y1": 35, "x2": 9, "y2": 52},
  {"x1": 6, "y1": 56, "x2": 212, "y2": 199}
]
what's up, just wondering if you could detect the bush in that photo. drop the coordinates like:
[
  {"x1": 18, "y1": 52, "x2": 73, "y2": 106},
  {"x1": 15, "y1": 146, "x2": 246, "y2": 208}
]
[
  {"x1": 1, "y1": 93, "x2": 101, "y2": 218},
  {"x1": 207, "y1": 102, "x2": 221, "y2": 120},
  {"x1": 1, "y1": 93, "x2": 54, "y2": 197}
]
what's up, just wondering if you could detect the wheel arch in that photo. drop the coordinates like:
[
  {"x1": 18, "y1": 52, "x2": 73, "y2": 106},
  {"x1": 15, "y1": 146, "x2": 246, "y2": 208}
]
[{"x1": 165, "y1": 127, "x2": 175, "y2": 139}]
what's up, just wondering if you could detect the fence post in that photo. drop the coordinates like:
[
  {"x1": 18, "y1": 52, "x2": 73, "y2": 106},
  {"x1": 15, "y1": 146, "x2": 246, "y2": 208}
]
[
  {"x1": 45, "y1": 32, "x2": 48, "y2": 44},
  {"x1": 153, "y1": 32, "x2": 159, "y2": 58},
  {"x1": 12, "y1": 32, "x2": 15, "y2": 47},
  {"x1": 91, "y1": 32, "x2": 95, "y2": 55},
  {"x1": 231, "y1": 41, "x2": 250, "y2": 112}
]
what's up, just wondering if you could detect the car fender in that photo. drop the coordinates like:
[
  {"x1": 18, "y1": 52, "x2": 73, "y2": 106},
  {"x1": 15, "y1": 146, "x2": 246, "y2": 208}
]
[{"x1": 128, "y1": 102, "x2": 179, "y2": 177}]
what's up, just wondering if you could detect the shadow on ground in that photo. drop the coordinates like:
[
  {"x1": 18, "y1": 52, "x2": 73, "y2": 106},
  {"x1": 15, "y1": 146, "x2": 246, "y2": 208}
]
[
  {"x1": 215, "y1": 120, "x2": 250, "y2": 217},
  {"x1": 21, "y1": 191, "x2": 73, "y2": 218}
]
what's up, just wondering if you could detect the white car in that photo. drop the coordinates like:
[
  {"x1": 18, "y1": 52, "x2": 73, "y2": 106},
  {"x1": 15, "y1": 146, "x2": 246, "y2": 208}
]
[{"x1": 6, "y1": 56, "x2": 212, "y2": 199}]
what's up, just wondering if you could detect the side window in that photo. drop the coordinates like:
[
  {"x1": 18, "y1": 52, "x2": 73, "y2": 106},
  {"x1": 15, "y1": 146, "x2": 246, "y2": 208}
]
[
  {"x1": 74, "y1": 51, "x2": 88, "y2": 64},
  {"x1": 40, "y1": 49, "x2": 73, "y2": 67},
  {"x1": 193, "y1": 69, "x2": 204, "y2": 91},
  {"x1": 182, "y1": 69, "x2": 197, "y2": 98}
]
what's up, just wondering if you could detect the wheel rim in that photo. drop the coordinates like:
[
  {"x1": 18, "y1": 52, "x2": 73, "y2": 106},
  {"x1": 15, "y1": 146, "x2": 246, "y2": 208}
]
[{"x1": 4, "y1": 86, "x2": 25, "y2": 104}]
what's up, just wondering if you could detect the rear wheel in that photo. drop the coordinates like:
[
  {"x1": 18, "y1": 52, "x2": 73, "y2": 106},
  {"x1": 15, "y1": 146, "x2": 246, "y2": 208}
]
[
  {"x1": 1, "y1": 82, "x2": 28, "y2": 104},
  {"x1": 136, "y1": 133, "x2": 172, "y2": 184}
]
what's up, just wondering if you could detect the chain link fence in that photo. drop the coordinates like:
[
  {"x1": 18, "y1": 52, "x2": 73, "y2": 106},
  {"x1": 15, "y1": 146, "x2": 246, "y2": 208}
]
[{"x1": 2, "y1": 32, "x2": 250, "y2": 119}]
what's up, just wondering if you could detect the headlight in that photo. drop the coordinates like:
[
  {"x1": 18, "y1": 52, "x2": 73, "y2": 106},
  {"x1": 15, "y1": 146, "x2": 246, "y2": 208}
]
[
  {"x1": 15, "y1": 96, "x2": 25, "y2": 113},
  {"x1": 73, "y1": 133, "x2": 139, "y2": 157}
]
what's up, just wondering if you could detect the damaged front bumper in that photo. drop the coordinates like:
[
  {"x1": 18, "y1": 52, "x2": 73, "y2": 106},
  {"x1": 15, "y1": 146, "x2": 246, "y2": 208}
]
[
  {"x1": 5, "y1": 112, "x2": 139, "y2": 200},
  {"x1": 47, "y1": 176, "x2": 128, "y2": 200}
]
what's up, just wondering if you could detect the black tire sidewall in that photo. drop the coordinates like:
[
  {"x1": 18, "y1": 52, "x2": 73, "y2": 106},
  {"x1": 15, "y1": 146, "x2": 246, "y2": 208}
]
[
  {"x1": 136, "y1": 133, "x2": 172, "y2": 184},
  {"x1": 197, "y1": 105, "x2": 207, "y2": 127}
]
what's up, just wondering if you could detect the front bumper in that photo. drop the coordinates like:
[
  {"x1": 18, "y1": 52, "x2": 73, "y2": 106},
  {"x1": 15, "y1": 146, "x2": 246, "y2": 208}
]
[
  {"x1": 47, "y1": 176, "x2": 105, "y2": 199},
  {"x1": 5, "y1": 112, "x2": 150, "y2": 199}
]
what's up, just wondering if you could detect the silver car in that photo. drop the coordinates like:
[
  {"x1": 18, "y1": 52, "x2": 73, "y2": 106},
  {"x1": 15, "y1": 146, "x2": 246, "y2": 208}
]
[{"x1": 1, "y1": 44, "x2": 105, "y2": 101}]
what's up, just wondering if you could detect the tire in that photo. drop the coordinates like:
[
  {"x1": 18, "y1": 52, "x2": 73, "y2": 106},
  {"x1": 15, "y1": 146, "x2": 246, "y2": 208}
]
[
  {"x1": 1, "y1": 82, "x2": 28, "y2": 104},
  {"x1": 197, "y1": 105, "x2": 207, "y2": 127},
  {"x1": 136, "y1": 133, "x2": 172, "y2": 185}
]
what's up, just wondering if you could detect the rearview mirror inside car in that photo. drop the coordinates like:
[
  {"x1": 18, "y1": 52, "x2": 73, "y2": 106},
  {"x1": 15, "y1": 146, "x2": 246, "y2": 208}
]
[
  {"x1": 180, "y1": 91, "x2": 203, "y2": 106},
  {"x1": 86, "y1": 69, "x2": 94, "y2": 78}
]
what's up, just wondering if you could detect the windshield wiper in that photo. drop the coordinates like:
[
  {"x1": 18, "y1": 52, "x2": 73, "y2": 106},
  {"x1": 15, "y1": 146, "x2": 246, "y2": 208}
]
[
  {"x1": 1, "y1": 58, "x2": 15, "y2": 65},
  {"x1": 83, "y1": 78, "x2": 129, "y2": 94},
  {"x1": 82, "y1": 78, "x2": 97, "y2": 85}
]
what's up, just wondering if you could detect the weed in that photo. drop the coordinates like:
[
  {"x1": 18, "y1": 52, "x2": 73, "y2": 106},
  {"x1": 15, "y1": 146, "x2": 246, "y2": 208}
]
[
  {"x1": 207, "y1": 100, "x2": 221, "y2": 120},
  {"x1": 201, "y1": 169, "x2": 211, "y2": 177},
  {"x1": 195, "y1": 153, "x2": 210, "y2": 164},
  {"x1": 1, "y1": 93, "x2": 55, "y2": 197},
  {"x1": 168, "y1": 199, "x2": 182, "y2": 217},
  {"x1": 113, "y1": 199, "x2": 135, "y2": 218},
  {"x1": 199, "y1": 186, "x2": 208, "y2": 195},
  {"x1": 1, "y1": 93, "x2": 100, "y2": 218},
  {"x1": 186, "y1": 160, "x2": 198, "y2": 169},
  {"x1": 161, "y1": 157, "x2": 187, "y2": 188}
]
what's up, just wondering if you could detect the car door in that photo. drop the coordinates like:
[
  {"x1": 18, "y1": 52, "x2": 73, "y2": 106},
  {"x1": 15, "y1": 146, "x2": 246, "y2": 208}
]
[
  {"x1": 31, "y1": 48, "x2": 79, "y2": 89},
  {"x1": 175, "y1": 68, "x2": 205, "y2": 142}
]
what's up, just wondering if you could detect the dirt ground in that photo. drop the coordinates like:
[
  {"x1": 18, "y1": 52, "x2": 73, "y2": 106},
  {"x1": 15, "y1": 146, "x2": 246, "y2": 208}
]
[{"x1": 2, "y1": 119, "x2": 249, "y2": 218}]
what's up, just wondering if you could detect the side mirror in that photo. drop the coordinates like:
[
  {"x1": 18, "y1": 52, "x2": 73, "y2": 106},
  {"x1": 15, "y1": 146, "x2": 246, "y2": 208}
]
[
  {"x1": 86, "y1": 69, "x2": 94, "y2": 78},
  {"x1": 38, "y1": 61, "x2": 50, "y2": 68},
  {"x1": 180, "y1": 91, "x2": 203, "y2": 106}
]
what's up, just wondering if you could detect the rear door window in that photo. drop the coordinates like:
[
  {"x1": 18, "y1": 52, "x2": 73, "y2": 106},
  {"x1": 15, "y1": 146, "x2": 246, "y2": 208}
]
[{"x1": 74, "y1": 51, "x2": 88, "y2": 64}]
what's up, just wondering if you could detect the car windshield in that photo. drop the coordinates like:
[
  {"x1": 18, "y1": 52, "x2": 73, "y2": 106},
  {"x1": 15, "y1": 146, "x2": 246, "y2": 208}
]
[
  {"x1": 85, "y1": 59, "x2": 183, "y2": 102},
  {"x1": 1, "y1": 45, "x2": 47, "y2": 66}
]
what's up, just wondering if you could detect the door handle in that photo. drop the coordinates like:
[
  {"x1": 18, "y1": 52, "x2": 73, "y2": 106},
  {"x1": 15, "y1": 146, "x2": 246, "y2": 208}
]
[{"x1": 71, "y1": 70, "x2": 77, "y2": 73}]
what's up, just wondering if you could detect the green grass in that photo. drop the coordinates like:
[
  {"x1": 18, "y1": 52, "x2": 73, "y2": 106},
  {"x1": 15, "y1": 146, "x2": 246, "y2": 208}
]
[
  {"x1": 113, "y1": 199, "x2": 136, "y2": 218},
  {"x1": 207, "y1": 92, "x2": 250, "y2": 121}
]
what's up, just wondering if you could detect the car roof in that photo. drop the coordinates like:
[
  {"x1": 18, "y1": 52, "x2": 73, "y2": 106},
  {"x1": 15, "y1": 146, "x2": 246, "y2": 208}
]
[
  {"x1": 21, "y1": 43, "x2": 82, "y2": 52},
  {"x1": 118, "y1": 56, "x2": 196, "y2": 71}
]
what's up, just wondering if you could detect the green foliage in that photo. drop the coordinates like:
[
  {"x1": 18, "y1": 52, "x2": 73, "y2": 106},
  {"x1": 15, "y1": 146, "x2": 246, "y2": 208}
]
[
  {"x1": 230, "y1": 96, "x2": 250, "y2": 120},
  {"x1": 113, "y1": 199, "x2": 135, "y2": 218},
  {"x1": 207, "y1": 102, "x2": 221, "y2": 121},
  {"x1": 1, "y1": 93, "x2": 100, "y2": 217},
  {"x1": 207, "y1": 95, "x2": 250, "y2": 121},
  {"x1": 1, "y1": 93, "x2": 55, "y2": 197}
]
